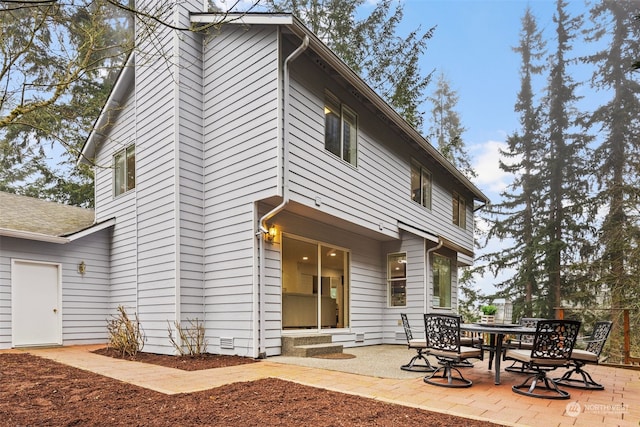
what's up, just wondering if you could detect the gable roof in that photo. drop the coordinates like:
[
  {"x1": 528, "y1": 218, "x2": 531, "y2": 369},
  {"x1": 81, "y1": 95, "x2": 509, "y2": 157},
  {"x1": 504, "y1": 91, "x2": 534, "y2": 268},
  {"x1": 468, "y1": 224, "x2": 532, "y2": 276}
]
[
  {"x1": 81, "y1": 12, "x2": 489, "y2": 206},
  {"x1": 0, "y1": 192, "x2": 98, "y2": 243}
]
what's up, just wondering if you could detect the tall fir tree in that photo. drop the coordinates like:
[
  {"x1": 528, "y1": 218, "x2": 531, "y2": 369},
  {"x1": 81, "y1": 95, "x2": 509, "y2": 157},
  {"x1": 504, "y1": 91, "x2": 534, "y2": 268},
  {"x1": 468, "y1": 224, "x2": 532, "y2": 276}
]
[
  {"x1": 427, "y1": 72, "x2": 476, "y2": 179},
  {"x1": 425, "y1": 72, "x2": 481, "y2": 316},
  {"x1": 265, "y1": 0, "x2": 434, "y2": 130},
  {"x1": 537, "y1": 0, "x2": 592, "y2": 317},
  {"x1": 583, "y1": 0, "x2": 640, "y2": 361},
  {"x1": 0, "y1": 1, "x2": 131, "y2": 207},
  {"x1": 482, "y1": 7, "x2": 547, "y2": 319}
]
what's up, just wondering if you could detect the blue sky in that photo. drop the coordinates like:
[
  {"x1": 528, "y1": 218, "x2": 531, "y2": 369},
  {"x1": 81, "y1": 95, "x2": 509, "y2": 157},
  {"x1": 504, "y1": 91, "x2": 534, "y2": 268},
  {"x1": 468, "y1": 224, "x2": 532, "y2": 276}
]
[{"x1": 393, "y1": 0, "x2": 598, "y2": 295}]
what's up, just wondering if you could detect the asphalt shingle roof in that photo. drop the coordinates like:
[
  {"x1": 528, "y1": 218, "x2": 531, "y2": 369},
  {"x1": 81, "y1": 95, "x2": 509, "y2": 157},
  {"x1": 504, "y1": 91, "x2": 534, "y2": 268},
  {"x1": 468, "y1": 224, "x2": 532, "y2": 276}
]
[{"x1": 0, "y1": 192, "x2": 95, "y2": 237}]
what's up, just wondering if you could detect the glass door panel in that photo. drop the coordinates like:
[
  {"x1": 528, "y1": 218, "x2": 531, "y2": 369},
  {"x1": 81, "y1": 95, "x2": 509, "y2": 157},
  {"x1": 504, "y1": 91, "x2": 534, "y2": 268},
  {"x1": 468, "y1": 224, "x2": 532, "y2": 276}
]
[
  {"x1": 282, "y1": 236, "x2": 350, "y2": 330},
  {"x1": 282, "y1": 237, "x2": 318, "y2": 329},
  {"x1": 320, "y1": 246, "x2": 349, "y2": 329}
]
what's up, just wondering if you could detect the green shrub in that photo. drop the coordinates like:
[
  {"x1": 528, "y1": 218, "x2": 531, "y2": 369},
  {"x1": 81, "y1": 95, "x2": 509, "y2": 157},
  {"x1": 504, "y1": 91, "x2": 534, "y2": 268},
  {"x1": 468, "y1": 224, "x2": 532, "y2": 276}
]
[{"x1": 481, "y1": 305, "x2": 498, "y2": 315}]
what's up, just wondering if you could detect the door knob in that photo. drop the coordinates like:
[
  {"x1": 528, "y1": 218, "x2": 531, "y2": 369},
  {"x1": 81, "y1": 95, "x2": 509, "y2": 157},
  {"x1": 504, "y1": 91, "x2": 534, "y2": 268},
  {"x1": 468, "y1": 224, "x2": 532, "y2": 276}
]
[{"x1": 53, "y1": 308, "x2": 57, "y2": 313}]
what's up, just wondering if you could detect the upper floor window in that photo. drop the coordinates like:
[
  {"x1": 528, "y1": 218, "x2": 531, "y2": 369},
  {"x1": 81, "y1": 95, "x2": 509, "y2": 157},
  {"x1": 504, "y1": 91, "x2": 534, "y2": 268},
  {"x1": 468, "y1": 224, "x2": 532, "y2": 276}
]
[
  {"x1": 411, "y1": 161, "x2": 432, "y2": 209},
  {"x1": 324, "y1": 92, "x2": 357, "y2": 166},
  {"x1": 388, "y1": 253, "x2": 407, "y2": 307},
  {"x1": 114, "y1": 145, "x2": 135, "y2": 196},
  {"x1": 452, "y1": 192, "x2": 466, "y2": 229}
]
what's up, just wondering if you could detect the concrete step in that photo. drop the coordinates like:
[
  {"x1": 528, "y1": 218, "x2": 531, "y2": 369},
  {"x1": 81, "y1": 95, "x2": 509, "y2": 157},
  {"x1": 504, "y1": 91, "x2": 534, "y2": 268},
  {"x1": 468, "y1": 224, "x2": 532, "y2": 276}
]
[
  {"x1": 281, "y1": 334, "x2": 331, "y2": 354},
  {"x1": 284, "y1": 342, "x2": 344, "y2": 358},
  {"x1": 281, "y1": 334, "x2": 343, "y2": 357}
]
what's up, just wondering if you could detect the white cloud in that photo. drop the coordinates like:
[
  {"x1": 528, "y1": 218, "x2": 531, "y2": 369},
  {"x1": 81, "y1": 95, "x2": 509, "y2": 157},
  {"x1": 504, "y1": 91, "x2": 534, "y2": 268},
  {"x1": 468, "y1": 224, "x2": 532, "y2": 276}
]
[{"x1": 471, "y1": 140, "x2": 514, "y2": 196}]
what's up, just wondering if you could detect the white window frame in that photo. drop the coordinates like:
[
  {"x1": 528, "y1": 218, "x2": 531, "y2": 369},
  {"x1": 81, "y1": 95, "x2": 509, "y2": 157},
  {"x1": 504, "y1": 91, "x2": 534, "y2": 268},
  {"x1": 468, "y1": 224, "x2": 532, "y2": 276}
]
[
  {"x1": 324, "y1": 91, "x2": 357, "y2": 166},
  {"x1": 114, "y1": 145, "x2": 135, "y2": 197},
  {"x1": 411, "y1": 160, "x2": 432, "y2": 209},
  {"x1": 387, "y1": 252, "x2": 407, "y2": 307},
  {"x1": 453, "y1": 192, "x2": 467, "y2": 229}
]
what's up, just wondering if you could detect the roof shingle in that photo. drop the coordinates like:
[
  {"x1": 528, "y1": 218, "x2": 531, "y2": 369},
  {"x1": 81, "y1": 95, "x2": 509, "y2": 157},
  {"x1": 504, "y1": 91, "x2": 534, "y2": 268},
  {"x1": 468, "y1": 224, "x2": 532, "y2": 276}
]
[{"x1": 0, "y1": 192, "x2": 95, "y2": 237}]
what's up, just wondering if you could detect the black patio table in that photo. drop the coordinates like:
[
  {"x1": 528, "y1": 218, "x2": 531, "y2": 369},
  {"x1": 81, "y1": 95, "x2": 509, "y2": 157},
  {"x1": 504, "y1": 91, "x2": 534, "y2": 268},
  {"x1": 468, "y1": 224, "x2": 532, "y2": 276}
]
[{"x1": 460, "y1": 323, "x2": 536, "y2": 385}]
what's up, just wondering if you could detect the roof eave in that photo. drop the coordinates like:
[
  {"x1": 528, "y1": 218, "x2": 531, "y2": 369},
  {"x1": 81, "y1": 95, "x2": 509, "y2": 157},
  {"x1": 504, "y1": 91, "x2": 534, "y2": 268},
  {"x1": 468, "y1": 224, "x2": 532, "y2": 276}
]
[
  {"x1": 0, "y1": 228, "x2": 69, "y2": 244},
  {"x1": 78, "y1": 53, "x2": 135, "y2": 166}
]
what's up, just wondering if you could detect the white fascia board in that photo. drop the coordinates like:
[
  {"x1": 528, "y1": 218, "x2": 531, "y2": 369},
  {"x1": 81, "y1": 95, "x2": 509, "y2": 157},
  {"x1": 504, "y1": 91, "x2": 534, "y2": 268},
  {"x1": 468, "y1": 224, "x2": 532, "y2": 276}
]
[
  {"x1": 78, "y1": 54, "x2": 135, "y2": 166},
  {"x1": 0, "y1": 228, "x2": 69, "y2": 244},
  {"x1": 190, "y1": 12, "x2": 294, "y2": 26},
  {"x1": 66, "y1": 218, "x2": 116, "y2": 241}
]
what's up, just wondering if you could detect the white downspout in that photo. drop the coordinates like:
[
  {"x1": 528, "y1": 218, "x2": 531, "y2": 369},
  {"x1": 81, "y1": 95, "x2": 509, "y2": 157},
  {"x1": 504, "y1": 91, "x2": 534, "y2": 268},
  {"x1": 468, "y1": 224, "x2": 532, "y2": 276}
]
[
  {"x1": 256, "y1": 35, "x2": 309, "y2": 358},
  {"x1": 425, "y1": 238, "x2": 444, "y2": 313}
]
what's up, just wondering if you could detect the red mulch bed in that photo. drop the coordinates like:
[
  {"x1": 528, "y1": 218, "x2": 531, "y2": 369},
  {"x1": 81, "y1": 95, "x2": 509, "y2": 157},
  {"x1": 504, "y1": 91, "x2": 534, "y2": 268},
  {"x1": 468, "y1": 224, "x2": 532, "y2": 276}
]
[{"x1": 0, "y1": 351, "x2": 507, "y2": 426}]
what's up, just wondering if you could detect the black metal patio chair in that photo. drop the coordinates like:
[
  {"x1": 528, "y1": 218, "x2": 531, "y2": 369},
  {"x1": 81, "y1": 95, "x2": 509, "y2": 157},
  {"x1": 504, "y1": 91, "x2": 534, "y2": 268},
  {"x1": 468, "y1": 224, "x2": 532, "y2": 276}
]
[
  {"x1": 503, "y1": 317, "x2": 546, "y2": 374},
  {"x1": 554, "y1": 320, "x2": 612, "y2": 390},
  {"x1": 504, "y1": 319, "x2": 581, "y2": 399},
  {"x1": 400, "y1": 313, "x2": 436, "y2": 372},
  {"x1": 423, "y1": 313, "x2": 483, "y2": 388}
]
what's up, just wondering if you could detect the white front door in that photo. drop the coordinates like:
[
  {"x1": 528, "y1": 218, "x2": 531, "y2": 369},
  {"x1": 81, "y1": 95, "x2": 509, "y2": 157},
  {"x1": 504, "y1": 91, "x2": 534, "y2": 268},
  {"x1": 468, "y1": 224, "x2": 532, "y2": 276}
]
[{"x1": 12, "y1": 260, "x2": 62, "y2": 347}]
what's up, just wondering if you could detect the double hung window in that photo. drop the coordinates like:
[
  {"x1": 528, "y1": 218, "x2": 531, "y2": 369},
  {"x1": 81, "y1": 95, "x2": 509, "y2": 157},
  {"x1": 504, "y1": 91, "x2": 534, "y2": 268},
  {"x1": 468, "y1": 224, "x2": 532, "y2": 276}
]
[
  {"x1": 452, "y1": 192, "x2": 467, "y2": 228},
  {"x1": 114, "y1": 145, "x2": 135, "y2": 196},
  {"x1": 411, "y1": 161, "x2": 432, "y2": 209},
  {"x1": 324, "y1": 92, "x2": 357, "y2": 166},
  {"x1": 388, "y1": 253, "x2": 407, "y2": 307}
]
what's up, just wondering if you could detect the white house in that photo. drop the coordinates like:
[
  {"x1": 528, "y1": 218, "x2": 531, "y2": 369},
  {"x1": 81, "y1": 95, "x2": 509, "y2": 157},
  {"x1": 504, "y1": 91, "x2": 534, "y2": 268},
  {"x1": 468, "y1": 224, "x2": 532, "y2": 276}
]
[{"x1": 0, "y1": 8, "x2": 488, "y2": 357}]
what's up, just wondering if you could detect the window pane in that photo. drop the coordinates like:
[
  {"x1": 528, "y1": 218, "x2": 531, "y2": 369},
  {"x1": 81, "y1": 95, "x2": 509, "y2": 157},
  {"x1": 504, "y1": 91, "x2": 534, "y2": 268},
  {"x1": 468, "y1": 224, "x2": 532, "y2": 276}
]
[
  {"x1": 282, "y1": 236, "x2": 318, "y2": 329},
  {"x1": 452, "y1": 194, "x2": 460, "y2": 225},
  {"x1": 433, "y1": 254, "x2": 451, "y2": 308},
  {"x1": 459, "y1": 197, "x2": 466, "y2": 229},
  {"x1": 411, "y1": 163, "x2": 421, "y2": 204},
  {"x1": 388, "y1": 253, "x2": 406, "y2": 307},
  {"x1": 342, "y1": 109, "x2": 357, "y2": 165},
  {"x1": 324, "y1": 106, "x2": 341, "y2": 157},
  {"x1": 114, "y1": 151, "x2": 125, "y2": 196},
  {"x1": 421, "y1": 169, "x2": 431, "y2": 208},
  {"x1": 390, "y1": 280, "x2": 406, "y2": 307},
  {"x1": 126, "y1": 146, "x2": 136, "y2": 191}
]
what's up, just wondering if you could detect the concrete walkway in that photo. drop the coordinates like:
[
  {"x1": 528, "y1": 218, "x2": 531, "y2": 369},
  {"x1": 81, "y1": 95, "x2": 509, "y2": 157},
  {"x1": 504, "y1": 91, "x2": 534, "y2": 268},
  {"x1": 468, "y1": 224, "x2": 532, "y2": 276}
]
[{"x1": 10, "y1": 344, "x2": 640, "y2": 427}]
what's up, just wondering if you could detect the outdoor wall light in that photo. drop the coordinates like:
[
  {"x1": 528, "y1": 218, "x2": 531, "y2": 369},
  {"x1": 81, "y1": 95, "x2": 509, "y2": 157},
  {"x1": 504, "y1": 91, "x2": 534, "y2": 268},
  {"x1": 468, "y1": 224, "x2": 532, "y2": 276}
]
[
  {"x1": 265, "y1": 225, "x2": 278, "y2": 242},
  {"x1": 78, "y1": 261, "x2": 86, "y2": 275}
]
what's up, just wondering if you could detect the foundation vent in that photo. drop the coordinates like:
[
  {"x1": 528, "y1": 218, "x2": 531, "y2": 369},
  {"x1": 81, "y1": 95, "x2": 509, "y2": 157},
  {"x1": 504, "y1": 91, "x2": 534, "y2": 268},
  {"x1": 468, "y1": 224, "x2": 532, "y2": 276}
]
[
  {"x1": 220, "y1": 337, "x2": 234, "y2": 350},
  {"x1": 355, "y1": 333, "x2": 365, "y2": 343}
]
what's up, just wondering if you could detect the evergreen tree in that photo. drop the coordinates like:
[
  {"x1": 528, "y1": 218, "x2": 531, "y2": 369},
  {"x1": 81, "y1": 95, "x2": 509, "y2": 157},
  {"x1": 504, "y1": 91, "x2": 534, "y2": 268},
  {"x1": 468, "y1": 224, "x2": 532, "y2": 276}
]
[
  {"x1": 424, "y1": 72, "x2": 481, "y2": 316},
  {"x1": 265, "y1": 0, "x2": 435, "y2": 130},
  {"x1": 583, "y1": 0, "x2": 640, "y2": 361},
  {"x1": 0, "y1": 1, "x2": 131, "y2": 206},
  {"x1": 539, "y1": 0, "x2": 592, "y2": 317},
  {"x1": 427, "y1": 72, "x2": 476, "y2": 179},
  {"x1": 482, "y1": 7, "x2": 547, "y2": 319},
  {"x1": 0, "y1": 1, "x2": 258, "y2": 206},
  {"x1": 541, "y1": 0, "x2": 592, "y2": 317}
]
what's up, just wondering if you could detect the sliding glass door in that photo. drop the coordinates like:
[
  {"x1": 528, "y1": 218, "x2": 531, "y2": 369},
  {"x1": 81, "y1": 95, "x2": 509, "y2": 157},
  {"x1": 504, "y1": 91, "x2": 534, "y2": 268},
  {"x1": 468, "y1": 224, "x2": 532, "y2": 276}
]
[{"x1": 281, "y1": 235, "x2": 349, "y2": 329}]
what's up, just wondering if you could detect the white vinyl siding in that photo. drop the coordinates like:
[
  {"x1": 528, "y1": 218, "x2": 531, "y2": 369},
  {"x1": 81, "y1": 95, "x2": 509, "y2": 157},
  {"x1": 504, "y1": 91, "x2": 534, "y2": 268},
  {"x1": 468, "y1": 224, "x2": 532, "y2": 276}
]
[
  {"x1": 0, "y1": 232, "x2": 111, "y2": 349},
  {"x1": 93, "y1": 83, "x2": 138, "y2": 312},
  {"x1": 178, "y1": 12, "x2": 205, "y2": 323},
  {"x1": 287, "y1": 55, "x2": 474, "y2": 254},
  {"x1": 203, "y1": 24, "x2": 280, "y2": 356}
]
